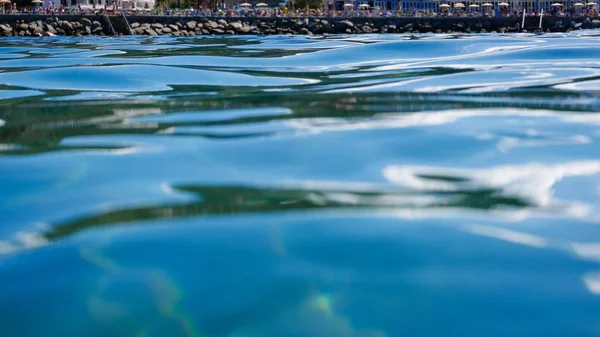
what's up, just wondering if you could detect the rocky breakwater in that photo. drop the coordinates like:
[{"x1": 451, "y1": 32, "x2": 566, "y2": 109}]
[
  {"x1": 0, "y1": 17, "x2": 107, "y2": 37},
  {"x1": 128, "y1": 18, "x2": 411, "y2": 36},
  {"x1": 127, "y1": 16, "x2": 600, "y2": 36}
]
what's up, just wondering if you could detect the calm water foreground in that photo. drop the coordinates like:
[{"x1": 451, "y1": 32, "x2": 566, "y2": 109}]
[{"x1": 2, "y1": 33, "x2": 600, "y2": 336}]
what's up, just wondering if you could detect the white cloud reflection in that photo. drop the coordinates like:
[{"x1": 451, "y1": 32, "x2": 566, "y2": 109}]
[
  {"x1": 464, "y1": 224, "x2": 548, "y2": 248},
  {"x1": 288, "y1": 108, "x2": 600, "y2": 134},
  {"x1": 383, "y1": 160, "x2": 600, "y2": 209}
]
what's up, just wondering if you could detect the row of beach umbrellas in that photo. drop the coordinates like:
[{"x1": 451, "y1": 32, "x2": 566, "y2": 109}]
[
  {"x1": 436, "y1": 1, "x2": 597, "y2": 7},
  {"x1": 239, "y1": 2, "x2": 269, "y2": 7},
  {"x1": 340, "y1": 1, "x2": 598, "y2": 8}
]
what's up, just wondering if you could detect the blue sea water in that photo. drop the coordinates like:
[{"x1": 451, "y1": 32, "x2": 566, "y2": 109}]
[{"x1": 2, "y1": 32, "x2": 600, "y2": 336}]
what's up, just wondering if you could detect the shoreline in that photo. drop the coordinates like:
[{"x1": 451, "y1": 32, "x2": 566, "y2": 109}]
[{"x1": 0, "y1": 14, "x2": 598, "y2": 36}]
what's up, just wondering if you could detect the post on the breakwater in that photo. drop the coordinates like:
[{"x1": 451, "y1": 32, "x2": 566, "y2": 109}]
[
  {"x1": 521, "y1": 8, "x2": 526, "y2": 32},
  {"x1": 539, "y1": 9, "x2": 544, "y2": 29}
]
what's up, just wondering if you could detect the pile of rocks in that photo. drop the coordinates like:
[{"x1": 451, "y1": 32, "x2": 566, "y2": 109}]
[
  {"x1": 129, "y1": 19, "x2": 256, "y2": 36},
  {"x1": 0, "y1": 17, "x2": 106, "y2": 37},
  {"x1": 128, "y1": 19, "x2": 396, "y2": 36},
  {"x1": 127, "y1": 17, "x2": 600, "y2": 36}
]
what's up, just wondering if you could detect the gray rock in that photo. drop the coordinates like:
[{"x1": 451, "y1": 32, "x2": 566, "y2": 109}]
[
  {"x1": 300, "y1": 27, "x2": 312, "y2": 35},
  {"x1": 188, "y1": 31, "x2": 196, "y2": 36},
  {"x1": 145, "y1": 28, "x2": 158, "y2": 36},
  {"x1": 56, "y1": 27, "x2": 65, "y2": 35},
  {"x1": 130, "y1": 22, "x2": 140, "y2": 29},
  {"x1": 151, "y1": 23, "x2": 164, "y2": 29},
  {"x1": 186, "y1": 20, "x2": 197, "y2": 29},
  {"x1": 62, "y1": 21, "x2": 74, "y2": 32},
  {"x1": 212, "y1": 28, "x2": 225, "y2": 34},
  {"x1": 362, "y1": 25, "x2": 372, "y2": 33},
  {"x1": 33, "y1": 27, "x2": 44, "y2": 35},
  {"x1": 80, "y1": 18, "x2": 92, "y2": 27},
  {"x1": 180, "y1": 30, "x2": 188, "y2": 36},
  {"x1": 206, "y1": 21, "x2": 219, "y2": 29},
  {"x1": 141, "y1": 23, "x2": 151, "y2": 28},
  {"x1": 162, "y1": 27, "x2": 172, "y2": 33},
  {"x1": 135, "y1": 27, "x2": 146, "y2": 35},
  {"x1": 229, "y1": 22, "x2": 243, "y2": 30},
  {"x1": 18, "y1": 30, "x2": 25, "y2": 36},
  {"x1": 168, "y1": 24, "x2": 178, "y2": 31},
  {"x1": 20, "y1": 23, "x2": 28, "y2": 31},
  {"x1": 28, "y1": 23, "x2": 38, "y2": 31},
  {"x1": 154, "y1": 28, "x2": 163, "y2": 35},
  {"x1": 84, "y1": 26, "x2": 92, "y2": 35},
  {"x1": 592, "y1": 20, "x2": 600, "y2": 29},
  {"x1": 0, "y1": 24, "x2": 12, "y2": 33},
  {"x1": 93, "y1": 26, "x2": 104, "y2": 33},
  {"x1": 218, "y1": 19, "x2": 228, "y2": 26}
]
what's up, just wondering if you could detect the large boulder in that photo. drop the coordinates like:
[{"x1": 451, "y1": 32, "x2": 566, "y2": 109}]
[
  {"x1": 151, "y1": 23, "x2": 164, "y2": 29},
  {"x1": 186, "y1": 20, "x2": 197, "y2": 29},
  {"x1": 229, "y1": 21, "x2": 243, "y2": 30},
  {"x1": 218, "y1": 19, "x2": 228, "y2": 26},
  {"x1": 0, "y1": 24, "x2": 12, "y2": 33},
  {"x1": 130, "y1": 22, "x2": 140, "y2": 29},
  {"x1": 582, "y1": 18, "x2": 592, "y2": 29},
  {"x1": 46, "y1": 25, "x2": 56, "y2": 35},
  {"x1": 168, "y1": 24, "x2": 178, "y2": 31},
  {"x1": 145, "y1": 28, "x2": 158, "y2": 36},
  {"x1": 162, "y1": 27, "x2": 172, "y2": 34},
  {"x1": 79, "y1": 18, "x2": 92, "y2": 27},
  {"x1": 61, "y1": 21, "x2": 74, "y2": 32},
  {"x1": 206, "y1": 20, "x2": 219, "y2": 29},
  {"x1": 592, "y1": 20, "x2": 600, "y2": 28}
]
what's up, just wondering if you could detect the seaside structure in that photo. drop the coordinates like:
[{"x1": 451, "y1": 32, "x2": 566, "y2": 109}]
[{"x1": 38, "y1": 0, "x2": 155, "y2": 9}]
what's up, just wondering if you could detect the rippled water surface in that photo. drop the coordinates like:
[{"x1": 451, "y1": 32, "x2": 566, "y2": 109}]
[{"x1": 3, "y1": 32, "x2": 600, "y2": 336}]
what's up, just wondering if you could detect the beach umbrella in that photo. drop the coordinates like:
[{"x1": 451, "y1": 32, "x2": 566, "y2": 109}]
[
  {"x1": 469, "y1": 3, "x2": 479, "y2": 7},
  {"x1": 482, "y1": 2, "x2": 493, "y2": 5},
  {"x1": 498, "y1": 2, "x2": 509, "y2": 5},
  {"x1": 343, "y1": 3, "x2": 354, "y2": 7},
  {"x1": 358, "y1": 3, "x2": 369, "y2": 7},
  {"x1": 439, "y1": 3, "x2": 451, "y2": 7},
  {"x1": 31, "y1": 0, "x2": 43, "y2": 3},
  {"x1": 454, "y1": 2, "x2": 465, "y2": 7},
  {"x1": 588, "y1": 1, "x2": 597, "y2": 5},
  {"x1": 0, "y1": 0, "x2": 9, "y2": 11},
  {"x1": 574, "y1": 2, "x2": 584, "y2": 5},
  {"x1": 551, "y1": 2, "x2": 562, "y2": 5},
  {"x1": 239, "y1": 2, "x2": 251, "y2": 6},
  {"x1": 255, "y1": 2, "x2": 268, "y2": 6}
]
